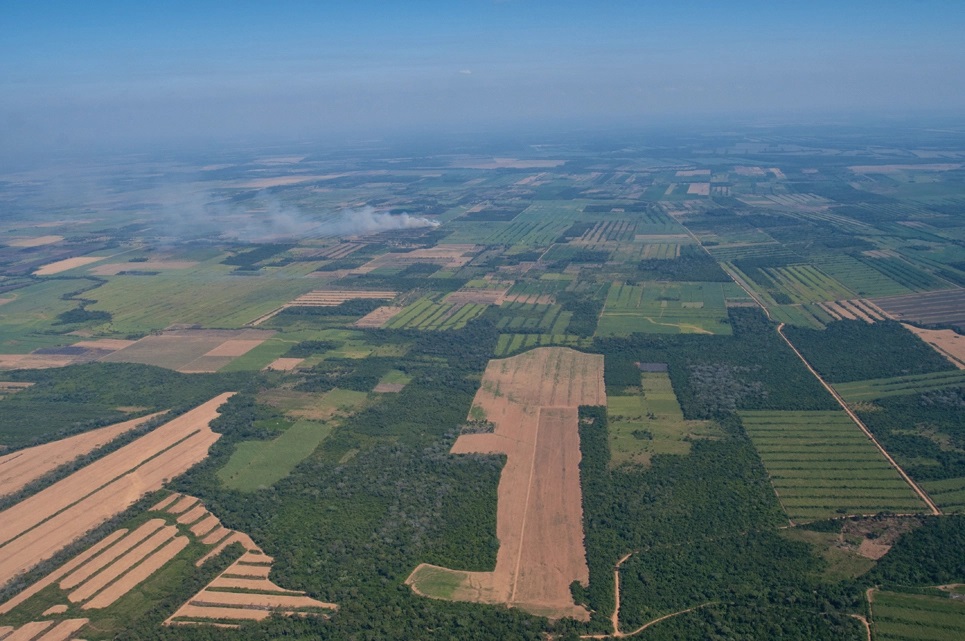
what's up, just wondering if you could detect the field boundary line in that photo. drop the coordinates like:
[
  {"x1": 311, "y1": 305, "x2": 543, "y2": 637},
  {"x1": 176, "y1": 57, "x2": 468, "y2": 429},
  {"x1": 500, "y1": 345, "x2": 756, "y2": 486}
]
[
  {"x1": 776, "y1": 323, "x2": 941, "y2": 516},
  {"x1": 509, "y1": 407, "x2": 542, "y2": 603}
]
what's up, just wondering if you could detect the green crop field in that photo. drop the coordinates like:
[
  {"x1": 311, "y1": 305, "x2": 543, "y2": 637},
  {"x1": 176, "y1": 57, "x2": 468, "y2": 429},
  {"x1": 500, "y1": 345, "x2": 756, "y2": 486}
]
[
  {"x1": 217, "y1": 419, "x2": 334, "y2": 491},
  {"x1": 834, "y1": 370, "x2": 965, "y2": 403},
  {"x1": 811, "y1": 254, "x2": 912, "y2": 298},
  {"x1": 596, "y1": 281, "x2": 733, "y2": 335},
  {"x1": 493, "y1": 333, "x2": 586, "y2": 356},
  {"x1": 607, "y1": 372, "x2": 721, "y2": 466},
  {"x1": 384, "y1": 296, "x2": 487, "y2": 330},
  {"x1": 740, "y1": 411, "x2": 926, "y2": 521},
  {"x1": 871, "y1": 590, "x2": 965, "y2": 641},
  {"x1": 764, "y1": 263, "x2": 854, "y2": 303},
  {"x1": 921, "y1": 477, "x2": 965, "y2": 514},
  {"x1": 495, "y1": 302, "x2": 571, "y2": 334},
  {"x1": 0, "y1": 278, "x2": 94, "y2": 352}
]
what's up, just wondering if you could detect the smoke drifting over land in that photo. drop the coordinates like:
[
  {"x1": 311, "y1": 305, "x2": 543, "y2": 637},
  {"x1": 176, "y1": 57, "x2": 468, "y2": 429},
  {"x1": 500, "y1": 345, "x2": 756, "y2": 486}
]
[{"x1": 152, "y1": 185, "x2": 438, "y2": 242}]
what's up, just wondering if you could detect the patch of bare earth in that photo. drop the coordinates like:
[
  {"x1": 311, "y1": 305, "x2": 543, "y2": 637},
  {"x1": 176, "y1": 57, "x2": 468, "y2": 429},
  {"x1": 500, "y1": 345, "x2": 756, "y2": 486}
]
[
  {"x1": 0, "y1": 413, "x2": 163, "y2": 497},
  {"x1": 904, "y1": 324, "x2": 965, "y2": 369},
  {"x1": 407, "y1": 347, "x2": 605, "y2": 620},
  {"x1": 0, "y1": 393, "x2": 233, "y2": 588},
  {"x1": 354, "y1": 305, "x2": 405, "y2": 328},
  {"x1": 7, "y1": 235, "x2": 63, "y2": 247},
  {"x1": 33, "y1": 256, "x2": 104, "y2": 275},
  {"x1": 263, "y1": 357, "x2": 303, "y2": 371}
]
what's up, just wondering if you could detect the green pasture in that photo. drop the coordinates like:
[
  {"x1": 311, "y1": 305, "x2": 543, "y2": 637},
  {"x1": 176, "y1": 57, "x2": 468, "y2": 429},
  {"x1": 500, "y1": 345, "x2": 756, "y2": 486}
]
[
  {"x1": 596, "y1": 281, "x2": 732, "y2": 336},
  {"x1": 871, "y1": 590, "x2": 965, "y2": 641},
  {"x1": 834, "y1": 370, "x2": 965, "y2": 403},
  {"x1": 607, "y1": 372, "x2": 720, "y2": 466}
]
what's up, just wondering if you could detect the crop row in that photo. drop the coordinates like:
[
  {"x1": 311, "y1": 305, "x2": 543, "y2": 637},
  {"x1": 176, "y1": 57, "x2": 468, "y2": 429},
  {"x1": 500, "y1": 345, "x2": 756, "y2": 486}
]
[
  {"x1": 494, "y1": 333, "x2": 586, "y2": 356},
  {"x1": 835, "y1": 369, "x2": 965, "y2": 402},
  {"x1": 740, "y1": 410, "x2": 925, "y2": 520},
  {"x1": 872, "y1": 590, "x2": 965, "y2": 641},
  {"x1": 765, "y1": 264, "x2": 854, "y2": 303}
]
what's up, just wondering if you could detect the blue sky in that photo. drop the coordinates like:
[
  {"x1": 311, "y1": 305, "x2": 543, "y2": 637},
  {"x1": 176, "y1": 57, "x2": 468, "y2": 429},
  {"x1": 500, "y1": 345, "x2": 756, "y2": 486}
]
[{"x1": 2, "y1": 1, "x2": 964, "y2": 155}]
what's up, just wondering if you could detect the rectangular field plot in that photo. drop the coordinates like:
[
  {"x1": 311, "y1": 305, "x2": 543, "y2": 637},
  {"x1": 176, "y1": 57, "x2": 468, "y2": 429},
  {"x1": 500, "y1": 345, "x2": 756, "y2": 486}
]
[
  {"x1": 873, "y1": 289, "x2": 965, "y2": 331},
  {"x1": 921, "y1": 477, "x2": 965, "y2": 514},
  {"x1": 740, "y1": 411, "x2": 926, "y2": 521},
  {"x1": 383, "y1": 296, "x2": 487, "y2": 331},
  {"x1": 834, "y1": 370, "x2": 965, "y2": 402},
  {"x1": 871, "y1": 590, "x2": 965, "y2": 641},
  {"x1": 596, "y1": 281, "x2": 732, "y2": 336},
  {"x1": 495, "y1": 302, "x2": 572, "y2": 334},
  {"x1": 763, "y1": 264, "x2": 855, "y2": 303},
  {"x1": 811, "y1": 254, "x2": 912, "y2": 298},
  {"x1": 607, "y1": 372, "x2": 720, "y2": 467},
  {"x1": 494, "y1": 333, "x2": 588, "y2": 357}
]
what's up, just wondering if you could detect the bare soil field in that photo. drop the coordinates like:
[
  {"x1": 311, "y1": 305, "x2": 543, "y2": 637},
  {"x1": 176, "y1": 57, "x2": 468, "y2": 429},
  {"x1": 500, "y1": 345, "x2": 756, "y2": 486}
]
[
  {"x1": 353, "y1": 245, "x2": 478, "y2": 274},
  {"x1": 819, "y1": 299, "x2": 888, "y2": 324},
  {"x1": 33, "y1": 256, "x2": 104, "y2": 276},
  {"x1": 686, "y1": 183, "x2": 710, "y2": 196},
  {"x1": 0, "y1": 618, "x2": 89, "y2": 640},
  {"x1": 7, "y1": 235, "x2": 63, "y2": 248},
  {"x1": 373, "y1": 383, "x2": 405, "y2": 393},
  {"x1": 733, "y1": 166, "x2": 767, "y2": 176},
  {"x1": 60, "y1": 520, "x2": 167, "y2": 590},
  {"x1": 0, "y1": 393, "x2": 232, "y2": 588},
  {"x1": 287, "y1": 289, "x2": 397, "y2": 306},
  {"x1": 237, "y1": 174, "x2": 345, "y2": 189},
  {"x1": 354, "y1": 305, "x2": 404, "y2": 328},
  {"x1": 0, "y1": 354, "x2": 78, "y2": 370},
  {"x1": 263, "y1": 357, "x2": 303, "y2": 371},
  {"x1": 71, "y1": 338, "x2": 137, "y2": 351},
  {"x1": 100, "y1": 329, "x2": 274, "y2": 372},
  {"x1": 407, "y1": 347, "x2": 604, "y2": 620},
  {"x1": 88, "y1": 260, "x2": 198, "y2": 276},
  {"x1": 904, "y1": 324, "x2": 965, "y2": 368},
  {"x1": 444, "y1": 288, "x2": 510, "y2": 306},
  {"x1": 0, "y1": 413, "x2": 162, "y2": 497},
  {"x1": 675, "y1": 169, "x2": 711, "y2": 177}
]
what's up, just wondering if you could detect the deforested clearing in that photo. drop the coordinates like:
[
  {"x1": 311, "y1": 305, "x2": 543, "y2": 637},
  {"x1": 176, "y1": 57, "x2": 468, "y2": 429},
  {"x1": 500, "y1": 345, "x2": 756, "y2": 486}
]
[
  {"x1": 353, "y1": 305, "x2": 405, "y2": 328},
  {"x1": 687, "y1": 182, "x2": 710, "y2": 196},
  {"x1": 33, "y1": 256, "x2": 104, "y2": 275},
  {"x1": 407, "y1": 347, "x2": 604, "y2": 620},
  {"x1": 903, "y1": 324, "x2": 965, "y2": 369},
  {"x1": 0, "y1": 393, "x2": 233, "y2": 588},
  {"x1": 0, "y1": 412, "x2": 163, "y2": 497},
  {"x1": 263, "y1": 357, "x2": 303, "y2": 371}
]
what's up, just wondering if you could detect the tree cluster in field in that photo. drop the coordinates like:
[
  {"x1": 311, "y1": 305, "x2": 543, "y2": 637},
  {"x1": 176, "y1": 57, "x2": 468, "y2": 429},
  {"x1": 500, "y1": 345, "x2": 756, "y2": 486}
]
[
  {"x1": 277, "y1": 299, "x2": 385, "y2": 320},
  {"x1": 635, "y1": 245, "x2": 731, "y2": 282}
]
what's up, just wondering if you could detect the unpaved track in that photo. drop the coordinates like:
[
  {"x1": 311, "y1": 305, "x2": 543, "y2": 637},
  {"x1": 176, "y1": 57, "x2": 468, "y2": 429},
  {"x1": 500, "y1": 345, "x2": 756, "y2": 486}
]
[{"x1": 776, "y1": 324, "x2": 940, "y2": 516}]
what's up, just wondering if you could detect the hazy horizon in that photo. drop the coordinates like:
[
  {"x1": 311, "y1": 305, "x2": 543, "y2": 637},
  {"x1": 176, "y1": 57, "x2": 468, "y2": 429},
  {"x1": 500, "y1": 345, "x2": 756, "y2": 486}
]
[{"x1": 2, "y1": 1, "x2": 964, "y2": 162}]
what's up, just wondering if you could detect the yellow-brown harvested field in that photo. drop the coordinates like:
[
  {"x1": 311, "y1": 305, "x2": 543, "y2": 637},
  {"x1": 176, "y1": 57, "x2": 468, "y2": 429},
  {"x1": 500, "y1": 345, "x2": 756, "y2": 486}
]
[
  {"x1": 169, "y1": 547, "x2": 336, "y2": 627},
  {"x1": 83, "y1": 536, "x2": 189, "y2": 610},
  {"x1": 407, "y1": 347, "x2": 604, "y2": 620},
  {"x1": 0, "y1": 413, "x2": 162, "y2": 497},
  {"x1": 71, "y1": 338, "x2": 137, "y2": 351},
  {"x1": 0, "y1": 354, "x2": 77, "y2": 370},
  {"x1": 675, "y1": 169, "x2": 711, "y2": 177},
  {"x1": 352, "y1": 245, "x2": 478, "y2": 274},
  {"x1": 0, "y1": 618, "x2": 89, "y2": 641},
  {"x1": 99, "y1": 329, "x2": 274, "y2": 372},
  {"x1": 60, "y1": 520, "x2": 167, "y2": 590},
  {"x1": 904, "y1": 324, "x2": 965, "y2": 369},
  {"x1": 733, "y1": 166, "x2": 767, "y2": 176},
  {"x1": 263, "y1": 357, "x2": 303, "y2": 371},
  {"x1": 686, "y1": 183, "x2": 710, "y2": 196},
  {"x1": 87, "y1": 261, "x2": 198, "y2": 276},
  {"x1": 33, "y1": 256, "x2": 104, "y2": 276},
  {"x1": 444, "y1": 288, "x2": 510, "y2": 306},
  {"x1": 353, "y1": 305, "x2": 404, "y2": 328},
  {"x1": 0, "y1": 393, "x2": 232, "y2": 588},
  {"x1": 7, "y1": 235, "x2": 63, "y2": 247}
]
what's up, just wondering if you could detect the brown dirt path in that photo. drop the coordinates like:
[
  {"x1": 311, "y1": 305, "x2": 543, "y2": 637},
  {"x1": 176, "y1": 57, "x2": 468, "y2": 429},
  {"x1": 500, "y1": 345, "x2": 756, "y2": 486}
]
[{"x1": 776, "y1": 323, "x2": 940, "y2": 516}]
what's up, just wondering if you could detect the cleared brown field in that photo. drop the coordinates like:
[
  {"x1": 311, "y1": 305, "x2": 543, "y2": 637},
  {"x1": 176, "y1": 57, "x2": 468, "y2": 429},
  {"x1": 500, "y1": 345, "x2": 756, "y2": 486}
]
[
  {"x1": 88, "y1": 261, "x2": 197, "y2": 276},
  {"x1": 353, "y1": 305, "x2": 404, "y2": 328},
  {"x1": 734, "y1": 166, "x2": 766, "y2": 176},
  {"x1": 352, "y1": 245, "x2": 477, "y2": 274},
  {"x1": 0, "y1": 618, "x2": 88, "y2": 640},
  {"x1": 71, "y1": 338, "x2": 137, "y2": 351},
  {"x1": 0, "y1": 413, "x2": 162, "y2": 497},
  {"x1": 81, "y1": 536, "x2": 190, "y2": 610},
  {"x1": 686, "y1": 183, "x2": 710, "y2": 196},
  {"x1": 445, "y1": 287, "x2": 511, "y2": 306},
  {"x1": 100, "y1": 329, "x2": 274, "y2": 372},
  {"x1": 167, "y1": 495, "x2": 199, "y2": 514},
  {"x1": 237, "y1": 174, "x2": 345, "y2": 189},
  {"x1": 263, "y1": 357, "x2": 303, "y2": 371},
  {"x1": 407, "y1": 347, "x2": 604, "y2": 620},
  {"x1": 34, "y1": 256, "x2": 104, "y2": 276},
  {"x1": 175, "y1": 504, "x2": 207, "y2": 525},
  {"x1": 0, "y1": 354, "x2": 77, "y2": 370},
  {"x1": 675, "y1": 169, "x2": 711, "y2": 177},
  {"x1": 819, "y1": 299, "x2": 888, "y2": 323},
  {"x1": 904, "y1": 324, "x2": 965, "y2": 368},
  {"x1": 67, "y1": 526, "x2": 178, "y2": 603},
  {"x1": 0, "y1": 393, "x2": 232, "y2": 588},
  {"x1": 169, "y1": 550, "x2": 337, "y2": 627},
  {"x1": 7, "y1": 235, "x2": 63, "y2": 247},
  {"x1": 60, "y1": 520, "x2": 167, "y2": 590}
]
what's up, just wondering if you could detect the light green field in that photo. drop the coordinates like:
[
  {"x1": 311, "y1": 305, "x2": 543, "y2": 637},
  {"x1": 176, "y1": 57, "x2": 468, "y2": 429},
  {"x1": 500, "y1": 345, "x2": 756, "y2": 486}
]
[
  {"x1": 86, "y1": 263, "x2": 318, "y2": 333},
  {"x1": 764, "y1": 264, "x2": 854, "y2": 303},
  {"x1": 406, "y1": 565, "x2": 468, "y2": 600},
  {"x1": 921, "y1": 477, "x2": 965, "y2": 514},
  {"x1": 740, "y1": 410, "x2": 926, "y2": 521},
  {"x1": 871, "y1": 590, "x2": 965, "y2": 641},
  {"x1": 217, "y1": 419, "x2": 334, "y2": 491},
  {"x1": 834, "y1": 370, "x2": 965, "y2": 402},
  {"x1": 607, "y1": 372, "x2": 720, "y2": 466},
  {"x1": 0, "y1": 279, "x2": 93, "y2": 352},
  {"x1": 596, "y1": 281, "x2": 732, "y2": 336},
  {"x1": 384, "y1": 297, "x2": 486, "y2": 330}
]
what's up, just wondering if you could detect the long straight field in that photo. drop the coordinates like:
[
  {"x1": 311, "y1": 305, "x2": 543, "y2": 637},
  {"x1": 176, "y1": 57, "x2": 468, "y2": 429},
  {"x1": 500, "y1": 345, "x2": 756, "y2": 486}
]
[
  {"x1": 383, "y1": 297, "x2": 487, "y2": 330},
  {"x1": 871, "y1": 590, "x2": 965, "y2": 641},
  {"x1": 920, "y1": 477, "x2": 965, "y2": 514},
  {"x1": 740, "y1": 411, "x2": 926, "y2": 521},
  {"x1": 834, "y1": 370, "x2": 965, "y2": 403}
]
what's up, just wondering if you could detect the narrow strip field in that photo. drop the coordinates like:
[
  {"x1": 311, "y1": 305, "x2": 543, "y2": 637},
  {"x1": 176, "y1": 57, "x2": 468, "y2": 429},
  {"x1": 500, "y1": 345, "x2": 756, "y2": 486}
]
[
  {"x1": 870, "y1": 589, "x2": 965, "y2": 641},
  {"x1": 834, "y1": 370, "x2": 965, "y2": 403},
  {"x1": 0, "y1": 393, "x2": 233, "y2": 588},
  {"x1": 740, "y1": 411, "x2": 927, "y2": 521},
  {"x1": 0, "y1": 413, "x2": 162, "y2": 497},
  {"x1": 407, "y1": 347, "x2": 605, "y2": 620}
]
